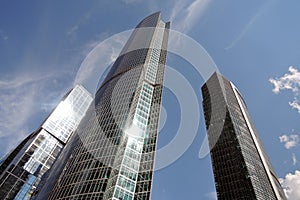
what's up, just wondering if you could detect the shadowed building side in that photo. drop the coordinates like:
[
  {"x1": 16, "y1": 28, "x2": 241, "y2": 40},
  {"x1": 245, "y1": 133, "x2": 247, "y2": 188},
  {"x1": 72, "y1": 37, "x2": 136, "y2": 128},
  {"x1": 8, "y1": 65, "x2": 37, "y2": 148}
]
[{"x1": 202, "y1": 72, "x2": 286, "y2": 200}]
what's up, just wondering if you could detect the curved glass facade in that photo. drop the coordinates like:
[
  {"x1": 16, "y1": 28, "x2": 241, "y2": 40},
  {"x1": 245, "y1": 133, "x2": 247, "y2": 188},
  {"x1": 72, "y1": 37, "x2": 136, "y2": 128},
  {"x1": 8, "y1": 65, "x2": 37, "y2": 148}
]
[
  {"x1": 45, "y1": 12, "x2": 169, "y2": 200},
  {"x1": 0, "y1": 85, "x2": 92, "y2": 200},
  {"x1": 202, "y1": 73, "x2": 286, "y2": 200}
]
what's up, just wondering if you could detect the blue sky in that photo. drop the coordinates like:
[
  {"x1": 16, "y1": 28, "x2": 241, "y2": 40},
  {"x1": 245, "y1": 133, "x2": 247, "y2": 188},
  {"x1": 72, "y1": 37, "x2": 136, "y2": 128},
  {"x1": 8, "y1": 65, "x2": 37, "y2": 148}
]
[{"x1": 1, "y1": 0, "x2": 300, "y2": 199}]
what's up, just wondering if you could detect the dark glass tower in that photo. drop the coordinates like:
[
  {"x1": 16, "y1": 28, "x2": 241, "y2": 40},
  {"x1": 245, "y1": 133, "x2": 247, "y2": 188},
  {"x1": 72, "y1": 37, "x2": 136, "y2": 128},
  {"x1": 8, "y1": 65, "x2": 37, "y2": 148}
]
[
  {"x1": 202, "y1": 72, "x2": 286, "y2": 200},
  {"x1": 0, "y1": 85, "x2": 92, "y2": 200},
  {"x1": 45, "y1": 12, "x2": 170, "y2": 200}
]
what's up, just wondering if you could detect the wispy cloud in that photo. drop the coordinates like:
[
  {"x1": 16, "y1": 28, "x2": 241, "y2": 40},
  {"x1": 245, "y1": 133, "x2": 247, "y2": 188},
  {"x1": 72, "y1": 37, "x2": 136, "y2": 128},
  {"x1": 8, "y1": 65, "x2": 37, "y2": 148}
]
[
  {"x1": 270, "y1": 66, "x2": 300, "y2": 113},
  {"x1": 0, "y1": 71, "x2": 70, "y2": 156},
  {"x1": 0, "y1": 72, "x2": 61, "y2": 89},
  {"x1": 0, "y1": 84, "x2": 35, "y2": 138},
  {"x1": 205, "y1": 191, "x2": 217, "y2": 200},
  {"x1": 121, "y1": 0, "x2": 142, "y2": 4},
  {"x1": 66, "y1": 10, "x2": 93, "y2": 41},
  {"x1": 169, "y1": 0, "x2": 186, "y2": 23},
  {"x1": 225, "y1": 0, "x2": 274, "y2": 50},
  {"x1": 67, "y1": 25, "x2": 79, "y2": 36},
  {"x1": 279, "y1": 134, "x2": 299, "y2": 149},
  {"x1": 0, "y1": 30, "x2": 8, "y2": 41},
  {"x1": 169, "y1": 0, "x2": 212, "y2": 33},
  {"x1": 74, "y1": 31, "x2": 129, "y2": 93},
  {"x1": 280, "y1": 170, "x2": 300, "y2": 200},
  {"x1": 292, "y1": 153, "x2": 297, "y2": 166}
]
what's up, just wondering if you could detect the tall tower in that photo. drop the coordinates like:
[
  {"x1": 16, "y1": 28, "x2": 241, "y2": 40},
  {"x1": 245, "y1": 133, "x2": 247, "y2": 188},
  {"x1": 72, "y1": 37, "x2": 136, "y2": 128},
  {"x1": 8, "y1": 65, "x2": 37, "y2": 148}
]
[
  {"x1": 46, "y1": 12, "x2": 170, "y2": 200},
  {"x1": 0, "y1": 85, "x2": 92, "y2": 199},
  {"x1": 201, "y1": 72, "x2": 286, "y2": 200}
]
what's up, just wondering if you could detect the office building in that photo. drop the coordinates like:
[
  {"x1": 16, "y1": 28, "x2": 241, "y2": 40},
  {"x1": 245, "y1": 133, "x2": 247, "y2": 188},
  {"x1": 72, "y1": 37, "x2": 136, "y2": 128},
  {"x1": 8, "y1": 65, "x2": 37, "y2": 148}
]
[
  {"x1": 0, "y1": 85, "x2": 92, "y2": 199},
  {"x1": 43, "y1": 12, "x2": 169, "y2": 200},
  {"x1": 201, "y1": 72, "x2": 286, "y2": 199}
]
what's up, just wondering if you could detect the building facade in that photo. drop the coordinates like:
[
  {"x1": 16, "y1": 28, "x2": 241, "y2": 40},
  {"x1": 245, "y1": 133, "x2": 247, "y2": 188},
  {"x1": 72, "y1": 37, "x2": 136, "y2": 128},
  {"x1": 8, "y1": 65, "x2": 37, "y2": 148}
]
[
  {"x1": 0, "y1": 133, "x2": 33, "y2": 177},
  {"x1": 43, "y1": 12, "x2": 169, "y2": 200},
  {"x1": 0, "y1": 85, "x2": 92, "y2": 200},
  {"x1": 202, "y1": 72, "x2": 286, "y2": 199}
]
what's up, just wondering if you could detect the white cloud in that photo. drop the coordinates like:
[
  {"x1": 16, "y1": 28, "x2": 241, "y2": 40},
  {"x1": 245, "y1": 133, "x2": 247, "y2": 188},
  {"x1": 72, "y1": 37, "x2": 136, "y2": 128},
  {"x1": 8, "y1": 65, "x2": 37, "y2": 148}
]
[
  {"x1": 289, "y1": 99, "x2": 300, "y2": 113},
  {"x1": 269, "y1": 66, "x2": 300, "y2": 94},
  {"x1": 279, "y1": 134, "x2": 299, "y2": 149},
  {"x1": 292, "y1": 153, "x2": 297, "y2": 166},
  {"x1": 280, "y1": 170, "x2": 300, "y2": 200},
  {"x1": 270, "y1": 66, "x2": 300, "y2": 113},
  {"x1": 170, "y1": 0, "x2": 212, "y2": 33}
]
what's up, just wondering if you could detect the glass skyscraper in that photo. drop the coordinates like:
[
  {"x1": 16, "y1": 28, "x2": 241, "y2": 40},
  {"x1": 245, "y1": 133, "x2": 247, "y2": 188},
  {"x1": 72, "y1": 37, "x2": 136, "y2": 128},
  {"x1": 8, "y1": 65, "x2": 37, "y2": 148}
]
[
  {"x1": 0, "y1": 85, "x2": 92, "y2": 200},
  {"x1": 202, "y1": 72, "x2": 286, "y2": 200},
  {"x1": 40, "y1": 12, "x2": 169, "y2": 200}
]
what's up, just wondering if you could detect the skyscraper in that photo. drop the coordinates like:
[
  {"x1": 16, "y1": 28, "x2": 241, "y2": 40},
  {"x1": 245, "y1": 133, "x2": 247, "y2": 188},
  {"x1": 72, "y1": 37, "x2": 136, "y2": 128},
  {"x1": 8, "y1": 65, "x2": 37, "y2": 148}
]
[
  {"x1": 44, "y1": 12, "x2": 170, "y2": 200},
  {"x1": 202, "y1": 72, "x2": 286, "y2": 200},
  {"x1": 0, "y1": 85, "x2": 92, "y2": 199}
]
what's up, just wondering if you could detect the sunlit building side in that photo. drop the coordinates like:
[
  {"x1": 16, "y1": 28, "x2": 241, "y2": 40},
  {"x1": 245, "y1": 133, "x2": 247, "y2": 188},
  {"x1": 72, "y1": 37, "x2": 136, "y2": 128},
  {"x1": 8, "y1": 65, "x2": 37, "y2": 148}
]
[
  {"x1": 45, "y1": 12, "x2": 169, "y2": 200},
  {"x1": 0, "y1": 85, "x2": 92, "y2": 199}
]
